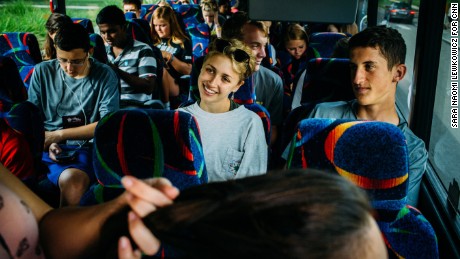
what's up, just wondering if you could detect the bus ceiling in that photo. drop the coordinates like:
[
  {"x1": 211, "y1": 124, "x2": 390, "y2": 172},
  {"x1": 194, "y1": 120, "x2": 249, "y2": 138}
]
[{"x1": 248, "y1": 0, "x2": 358, "y2": 24}]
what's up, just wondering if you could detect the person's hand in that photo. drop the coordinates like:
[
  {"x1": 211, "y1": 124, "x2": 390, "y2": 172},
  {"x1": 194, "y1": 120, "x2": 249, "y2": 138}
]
[
  {"x1": 48, "y1": 143, "x2": 62, "y2": 162},
  {"x1": 118, "y1": 236, "x2": 142, "y2": 259},
  {"x1": 120, "y1": 176, "x2": 179, "y2": 255},
  {"x1": 44, "y1": 130, "x2": 63, "y2": 150}
]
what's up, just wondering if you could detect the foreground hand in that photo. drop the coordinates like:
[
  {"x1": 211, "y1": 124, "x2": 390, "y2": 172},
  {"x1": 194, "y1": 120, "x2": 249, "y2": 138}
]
[
  {"x1": 118, "y1": 236, "x2": 142, "y2": 259},
  {"x1": 48, "y1": 143, "x2": 62, "y2": 162},
  {"x1": 121, "y1": 176, "x2": 179, "y2": 255}
]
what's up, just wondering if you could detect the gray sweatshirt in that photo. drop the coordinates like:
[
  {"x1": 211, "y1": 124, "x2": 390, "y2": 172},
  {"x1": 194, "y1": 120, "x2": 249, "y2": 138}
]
[{"x1": 180, "y1": 103, "x2": 268, "y2": 182}]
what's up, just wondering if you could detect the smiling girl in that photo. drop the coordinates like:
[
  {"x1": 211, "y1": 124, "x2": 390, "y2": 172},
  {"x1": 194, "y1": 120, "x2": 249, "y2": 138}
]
[
  {"x1": 179, "y1": 39, "x2": 267, "y2": 182},
  {"x1": 151, "y1": 6, "x2": 192, "y2": 109}
]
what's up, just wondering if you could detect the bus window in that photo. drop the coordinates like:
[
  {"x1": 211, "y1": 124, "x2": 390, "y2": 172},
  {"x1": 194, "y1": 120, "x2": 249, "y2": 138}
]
[{"x1": 430, "y1": 1, "x2": 459, "y2": 210}]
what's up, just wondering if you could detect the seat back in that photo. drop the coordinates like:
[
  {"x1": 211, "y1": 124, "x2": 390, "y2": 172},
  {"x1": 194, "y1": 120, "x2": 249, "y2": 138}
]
[
  {"x1": 287, "y1": 118, "x2": 438, "y2": 259},
  {"x1": 0, "y1": 56, "x2": 28, "y2": 104},
  {"x1": 173, "y1": 4, "x2": 203, "y2": 30},
  {"x1": 0, "y1": 32, "x2": 42, "y2": 89},
  {"x1": 187, "y1": 23, "x2": 210, "y2": 62},
  {"x1": 4, "y1": 101, "x2": 44, "y2": 176},
  {"x1": 306, "y1": 32, "x2": 348, "y2": 59},
  {"x1": 81, "y1": 109, "x2": 207, "y2": 205},
  {"x1": 72, "y1": 18, "x2": 95, "y2": 34},
  {"x1": 300, "y1": 58, "x2": 354, "y2": 105},
  {"x1": 89, "y1": 33, "x2": 108, "y2": 64}
]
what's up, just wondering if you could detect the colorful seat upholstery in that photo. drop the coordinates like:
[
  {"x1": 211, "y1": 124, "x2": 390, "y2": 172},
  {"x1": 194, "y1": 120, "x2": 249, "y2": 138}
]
[
  {"x1": 306, "y1": 32, "x2": 348, "y2": 59},
  {"x1": 234, "y1": 77, "x2": 271, "y2": 145},
  {"x1": 286, "y1": 118, "x2": 439, "y2": 259},
  {"x1": 187, "y1": 23, "x2": 210, "y2": 62},
  {"x1": 80, "y1": 109, "x2": 207, "y2": 205},
  {"x1": 72, "y1": 18, "x2": 95, "y2": 34},
  {"x1": 0, "y1": 32, "x2": 42, "y2": 89},
  {"x1": 174, "y1": 4, "x2": 203, "y2": 30}
]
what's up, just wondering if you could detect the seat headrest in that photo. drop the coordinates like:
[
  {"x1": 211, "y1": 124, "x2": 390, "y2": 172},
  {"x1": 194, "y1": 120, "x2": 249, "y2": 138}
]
[
  {"x1": 301, "y1": 58, "x2": 354, "y2": 105},
  {"x1": 93, "y1": 109, "x2": 164, "y2": 188},
  {"x1": 288, "y1": 118, "x2": 409, "y2": 210}
]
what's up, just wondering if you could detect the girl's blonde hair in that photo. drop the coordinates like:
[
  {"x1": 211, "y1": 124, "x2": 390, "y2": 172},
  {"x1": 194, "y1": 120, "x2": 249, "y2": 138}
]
[
  {"x1": 200, "y1": 0, "x2": 218, "y2": 12},
  {"x1": 151, "y1": 6, "x2": 189, "y2": 47},
  {"x1": 204, "y1": 39, "x2": 256, "y2": 81}
]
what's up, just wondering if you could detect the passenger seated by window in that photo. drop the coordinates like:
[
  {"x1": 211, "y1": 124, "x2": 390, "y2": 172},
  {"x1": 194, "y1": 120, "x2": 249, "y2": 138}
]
[
  {"x1": 179, "y1": 39, "x2": 267, "y2": 182},
  {"x1": 43, "y1": 13, "x2": 73, "y2": 61},
  {"x1": 123, "y1": 0, "x2": 142, "y2": 18},
  {"x1": 151, "y1": 6, "x2": 192, "y2": 109},
  {"x1": 283, "y1": 26, "x2": 427, "y2": 207},
  {"x1": 28, "y1": 23, "x2": 120, "y2": 206},
  {"x1": 0, "y1": 163, "x2": 178, "y2": 259},
  {"x1": 97, "y1": 5, "x2": 158, "y2": 108},
  {"x1": 222, "y1": 14, "x2": 283, "y2": 146},
  {"x1": 281, "y1": 23, "x2": 309, "y2": 91},
  {"x1": 200, "y1": 0, "x2": 225, "y2": 39},
  {"x1": 110, "y1": 170, "x2": 388, "y2": 259}
]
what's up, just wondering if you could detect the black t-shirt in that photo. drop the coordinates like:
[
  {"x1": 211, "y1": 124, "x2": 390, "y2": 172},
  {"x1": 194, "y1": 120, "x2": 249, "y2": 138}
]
[{"x1": 156, "y1": 38, "x2": 192, "y2": 79}]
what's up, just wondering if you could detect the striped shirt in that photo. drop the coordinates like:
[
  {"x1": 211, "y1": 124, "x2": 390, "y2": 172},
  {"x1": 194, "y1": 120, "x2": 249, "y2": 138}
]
[{"x1": 107, "y1": 39, "x2": 157, "y2": 103}]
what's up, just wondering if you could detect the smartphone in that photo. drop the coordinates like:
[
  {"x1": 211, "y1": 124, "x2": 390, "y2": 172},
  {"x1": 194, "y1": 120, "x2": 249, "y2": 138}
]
[{"x1": 55, "y1": 150, "x2": 78, "y2": 162}]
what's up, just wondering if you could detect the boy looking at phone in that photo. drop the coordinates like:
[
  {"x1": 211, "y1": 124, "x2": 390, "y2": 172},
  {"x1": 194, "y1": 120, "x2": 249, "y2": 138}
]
[{"x1": 28, "y1": 23, "x2": 119, "y2": 206}]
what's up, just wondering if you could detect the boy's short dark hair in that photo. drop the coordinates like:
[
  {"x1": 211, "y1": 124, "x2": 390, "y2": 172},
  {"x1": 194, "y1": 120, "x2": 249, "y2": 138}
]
[
  {"x1": 348, "y1": 26, "x2": 406, "y2": 70},
  {"x1": 123, "y1": 0, "x2": 142, "y2": 10},
  {"x1": 96, "y1": 5, "x2": 126, "y2": 27},
  {"x1": 54, "y1": 23, "x2": 90, "y2": 52}
]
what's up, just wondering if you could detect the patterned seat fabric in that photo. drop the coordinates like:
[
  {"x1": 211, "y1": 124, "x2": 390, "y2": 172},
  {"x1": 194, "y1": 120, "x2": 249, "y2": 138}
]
[
  {"x1": 81, "y1": 109, "x2": 207, "y2": 205},
  {"x1": 187, "y1": 23, "x2": 210, "y2": 62},
  {"x1": 306, "y1": 32, "x2": 348, "y2": 59},
  {"x1": 173, "y1": 4, "x2": 203, "y2": 30},
  {"x1": 72, "y1": 18, "x2": 95, "y2": 34},
  {"x1": 0, "y1": 32, "x2": 42, "y2": 89},
  {"x1": 287, "y1": 118, "x2": 439, "y2": 259}
]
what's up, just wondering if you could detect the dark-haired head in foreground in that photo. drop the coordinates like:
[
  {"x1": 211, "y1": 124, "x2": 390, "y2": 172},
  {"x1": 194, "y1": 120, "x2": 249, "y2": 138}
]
[{"x1": 143, "y1": 170, "x2": 387, "y2": 259}]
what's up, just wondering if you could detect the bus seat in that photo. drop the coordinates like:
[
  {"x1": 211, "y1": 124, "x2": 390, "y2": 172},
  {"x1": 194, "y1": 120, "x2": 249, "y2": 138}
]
[
  {"x1": 72, "y1": 18, "x2": 95, "y2": 34},
  {"x1": 287, "y1": 118, "x2": 439, "y2": 259},
  {"x1": 306, "y1": 32, "x2": 348, "y2": 59},
  {"x1": 174, "y1": 4, "x2": 203, "y2": 30},
  {"x1": 0, "y1": 56, "x2": 28, "y2": 103},
  {"x1": 0, "y1": 32, "x2": 42, "y2": 89},
  {"x1": 282, "y1": 58, "x2": 354, "y2": 152},
  {"x1": 88, "y1": 33, "x2": 108, "y2": 64},
  {"x1": 124, "y1": 11, "x2": 137, "y2": 20},
  {"x1": 187, "y1": 22, "x2": 210, "y2": 62},
  {"x1": 80, "y1": 109, "x2": 207, "y2": 205},
  {"x1": 4, "y1": 101, "x2": 45, "y2": 178},
  {"x1": 300, "y1": 57, "x2": 354, "y2": 105}
]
